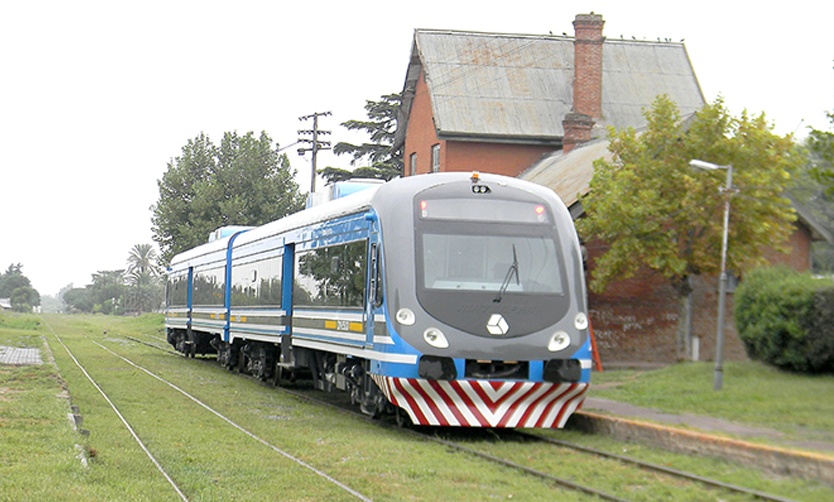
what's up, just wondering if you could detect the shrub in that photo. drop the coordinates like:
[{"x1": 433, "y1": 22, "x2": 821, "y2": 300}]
[
  {"x1": 805, "y1": 286, "x2": 834, "y2": 371},
  {"x1": 734, "y1": 266, "x2": 834, "y2": 373}
]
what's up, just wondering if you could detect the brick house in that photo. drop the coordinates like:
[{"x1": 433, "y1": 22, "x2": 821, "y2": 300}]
[{"x1": 394, "y1": 13, "x2": 833, "y2": 365}]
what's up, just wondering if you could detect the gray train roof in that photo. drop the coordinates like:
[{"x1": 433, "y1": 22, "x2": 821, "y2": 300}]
[{"x1": 396, "y1": 29, "x2": 705, "y2": 145}]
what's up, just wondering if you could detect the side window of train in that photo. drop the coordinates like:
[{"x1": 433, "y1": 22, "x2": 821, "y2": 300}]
[
  {"x1": 169, "y1": 273, "x2": 188, "y2": 307},
  {"x1": 231, "y1": 256, "x2": 282, "y2": 307},
  {"x1": 295, "y1": 240, "x2": 368, "y2": 308},
  {"x1": 370, "y1": 243, "x2": 383, "y2": 308}
]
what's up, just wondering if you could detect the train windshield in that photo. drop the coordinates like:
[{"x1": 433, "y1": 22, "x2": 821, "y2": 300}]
[{"x1": 421, "y1": 233, "x2": 562, "y2": 295}]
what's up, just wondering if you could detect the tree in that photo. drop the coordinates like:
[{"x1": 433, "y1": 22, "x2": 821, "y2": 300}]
[
  {"x1": 125, "y1": 244, "x2": 163, "y2": 313},
  {"x1": 808, "y1": 113, "x2": 834, "y2": 194},
  {"x1": 807, "y1": 60, "x2": 834, "y2": 196},
  {"x1": 323, "y1": 92, "x2": 403, "y2": 184},
  {"x1": 789, "y1": 139, "x2": 834, "y2": 272},
  {"x1": 89, "y1": 270, "x2": 125, "y2": 315},
  {"x1": 577, "y1": 95, "x2": 801, "y2": 360},
  {"x1": 152, "y1": 131, "x2": 305, "y2": 263},
  {"x1": 126, "y1": 243, "x2": 160, "y2": 277},
  {"x1": 0, "y1": 264, "x2": 40, "y2": 312},
  {"x1": 62, "y1": 288, "x2": 93, "y2": 313}
]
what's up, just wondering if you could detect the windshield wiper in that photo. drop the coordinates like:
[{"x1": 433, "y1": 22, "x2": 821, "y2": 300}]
[{"x1": 494, "y1": 245, "x2": 519, "y2": 303}]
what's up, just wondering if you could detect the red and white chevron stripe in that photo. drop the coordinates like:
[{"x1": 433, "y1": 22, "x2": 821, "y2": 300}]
[{"x1": 372, "y1": 376, "x2": 588, "y2": 428}]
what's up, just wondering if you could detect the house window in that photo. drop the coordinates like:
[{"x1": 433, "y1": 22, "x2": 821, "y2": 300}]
[
  {"x1": 431, "y1": 144, "x2": 440, "y2": 172},
  {"x1": 409, "y1": 152, "x2": 417, "y2": 176}
]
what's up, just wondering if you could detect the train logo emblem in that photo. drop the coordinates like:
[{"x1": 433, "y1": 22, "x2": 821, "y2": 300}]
[{"x1": 486, "y1": 314, "x2": 509, "y2": 336}]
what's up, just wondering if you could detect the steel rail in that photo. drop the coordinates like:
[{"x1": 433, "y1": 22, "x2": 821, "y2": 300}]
[{"x1": 516, "y1": 431, "x2": 796, "y2": 502}]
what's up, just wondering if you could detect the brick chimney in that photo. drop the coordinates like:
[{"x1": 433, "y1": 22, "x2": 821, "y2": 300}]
[
  {"x1": 563, "y1": 13, "x2": 604, "y2": 153},
  {"x1": 562, "y1": 113, "x2": 594, "y2": 153}
]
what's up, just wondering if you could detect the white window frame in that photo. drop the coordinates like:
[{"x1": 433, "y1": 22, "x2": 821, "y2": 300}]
[{"x1": 431, "y1": 144, "x2": 440, "y2": 173}]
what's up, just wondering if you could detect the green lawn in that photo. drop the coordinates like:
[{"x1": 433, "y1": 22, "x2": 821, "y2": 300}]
[{"x1": 590, "y1": 360, "x2": 834, "y2": 443}]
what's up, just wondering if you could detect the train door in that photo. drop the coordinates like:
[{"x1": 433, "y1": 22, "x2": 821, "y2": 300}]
[
  {"x1": 185, "y1": 266, "x2": 194, "y2": 345},
  {"x1": 280, "y1": 243, "x2": 295, "y2": 366}
]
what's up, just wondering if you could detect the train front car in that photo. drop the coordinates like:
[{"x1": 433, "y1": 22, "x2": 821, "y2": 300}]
[{"x1": 372, "y1": 172, "x2": 591, "y2": 428}]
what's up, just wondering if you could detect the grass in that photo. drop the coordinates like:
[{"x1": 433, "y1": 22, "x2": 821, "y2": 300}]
[
  {"x1": 590, "y1": 361, "x2": 834, "y2": 443},
  {"x1": 2, "y1": 313, "x2": 588, "y2": 500},
  {"x1": 2, "y1": 311, "x2": 832, "y2": 500}
]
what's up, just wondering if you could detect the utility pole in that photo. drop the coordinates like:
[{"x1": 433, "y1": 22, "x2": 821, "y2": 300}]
[{"x1": 298, "y1": 111, "x2": 332, "y2": 193}]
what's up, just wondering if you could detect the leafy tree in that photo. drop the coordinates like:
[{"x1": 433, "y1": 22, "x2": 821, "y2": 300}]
[
  {"x1": 808, "y1": 110, "x2": 834, "y2": 196},
  {"x1": 323, "y1": 92, "x2": 403, "y2": 184},
  {"x1": 152, "y1": 131, "x2": 305, "y2": 263},
  {"x1": 89, "y1": 270, "x2": 125, "y2": 315},
  {"x1": 789, "y1": 140, "x2": 834, "y2": 272},
  {"x1": 62, "y1": 288, "x2": 93, "y2": 313},
  {"x1": 0, "y1": 264, "x2": 40, "y2": 312},
  {"x1": 577, "y1": 95, "x2": 801, "y2": 359}
]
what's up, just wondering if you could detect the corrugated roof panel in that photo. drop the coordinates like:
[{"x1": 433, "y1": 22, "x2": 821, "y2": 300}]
[
  {"x1": 519, "y1": 139, "x2": 614, "y2": 207},
  {"x1": 417, "y1": 31, "x2": 574, "y2": 140},
  {"x1": 601, "y1": 41, "x2": 704, "y2": 130}
]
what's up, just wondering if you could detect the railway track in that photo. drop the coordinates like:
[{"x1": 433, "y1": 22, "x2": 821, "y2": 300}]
[
  {"x1": 43, "y1": 320, "x2": 372, "y2": 502},
  {"x1": 120, "y1": 330, "x2": 798, "y2": 501},
  {"x1": 514, "y1": 431, "x2": 795, "y2": 502}
]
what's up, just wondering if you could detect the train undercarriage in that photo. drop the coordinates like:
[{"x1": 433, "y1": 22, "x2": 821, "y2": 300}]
[{"x1": 165, "y1": 328, "x2": 397, "y2": 421}]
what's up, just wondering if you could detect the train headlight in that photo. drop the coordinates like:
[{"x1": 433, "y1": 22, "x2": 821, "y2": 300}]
[
  {"x1": 396, "y1": 308, "x2": 416, "y2": 326},
  {"x1": 423, "y1": 327, "x2": 449, "y2": 349},
  {"x1": 548, "y1": 331, "x2": 571, "y2": 352},
  {"x1": 575, "y1": 312, "x2": 589, "y2": 330}
]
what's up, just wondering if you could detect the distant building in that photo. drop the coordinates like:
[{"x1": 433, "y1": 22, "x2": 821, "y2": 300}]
[
  {"x1": 395, "y1": 13, "x2": 704, "y2": 177},
  {"x1": 394, "y1": 12, "x2": 833, "y2": 365},
  {"x1": 0, "y1": 298, "x2": 11, "y2": 310}
]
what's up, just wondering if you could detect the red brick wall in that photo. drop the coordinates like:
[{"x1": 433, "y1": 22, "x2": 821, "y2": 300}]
[
  {"x1": 403, "y1": 71, "x2": 438, "y2": 175},
  {"x1": 587, "y1": 225, "x2": 815, "y2": 367},
  {"x1": 444, "y1": 141, "x2": 553, "y2": 177}
]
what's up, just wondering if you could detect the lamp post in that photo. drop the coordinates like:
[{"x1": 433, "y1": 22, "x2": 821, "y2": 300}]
[{"x1": 689, "y1": 159, "x2": 733, "y2": 391}]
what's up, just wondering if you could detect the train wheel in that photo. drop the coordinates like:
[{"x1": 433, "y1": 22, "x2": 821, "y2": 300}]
[{"x1": 395, "y1": 407, "x2": 412, "y2": 428}]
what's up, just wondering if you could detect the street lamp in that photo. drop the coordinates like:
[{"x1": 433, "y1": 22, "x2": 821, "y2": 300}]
[{"x1": 689, "y1": 159, "x2": 733, "y2": 391}]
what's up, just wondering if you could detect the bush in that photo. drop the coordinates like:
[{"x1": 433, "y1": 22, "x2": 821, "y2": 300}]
[{"x1": 734, "y1": 266, "x2": 834, "y2": 373}]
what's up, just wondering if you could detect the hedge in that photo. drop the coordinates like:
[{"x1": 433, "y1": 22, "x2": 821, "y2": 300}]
[{"x1": 734, "y1": 266, "x2": 834, "y2": 373}]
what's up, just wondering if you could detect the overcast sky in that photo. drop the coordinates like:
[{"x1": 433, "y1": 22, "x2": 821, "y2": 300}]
[{"x1": 1, "y1": 1, "x2": 832, "y2": 296}]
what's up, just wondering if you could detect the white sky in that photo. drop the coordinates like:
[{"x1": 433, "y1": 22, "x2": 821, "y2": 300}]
[{"x1": 1, "y1": 1, "x2": 832, "y2": 296}]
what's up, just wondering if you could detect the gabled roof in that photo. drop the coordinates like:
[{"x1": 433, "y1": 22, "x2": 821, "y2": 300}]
[{"x1": 396, "y1": 29, "x2": 705, "y2": 146}]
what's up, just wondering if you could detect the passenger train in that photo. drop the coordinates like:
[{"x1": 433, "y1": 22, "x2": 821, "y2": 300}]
[{"x1": 165, "y1": 172, "x2": 592, "y2": 427}]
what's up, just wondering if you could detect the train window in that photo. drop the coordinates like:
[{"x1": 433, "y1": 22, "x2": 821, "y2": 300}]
[
  {"x1": 295, "y1": 240, "x2": 367, "y2": 308},
  {"x1": 371, "y1": 243, "x2": 383, "y2": 308},
  {"x1": 192, "y1": 265, "x2": 225, "y2": 307},
  {"x1": 167, "y1": 273, "x2": 189, "y2": 307},
  {"x1": 231, "y1": 256, "x2": 282, "y2": 306}
]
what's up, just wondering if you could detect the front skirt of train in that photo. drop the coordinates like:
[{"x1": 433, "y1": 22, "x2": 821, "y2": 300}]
[{"x1": 372, "y1": 375, "x2": 588, "y2": 428}]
